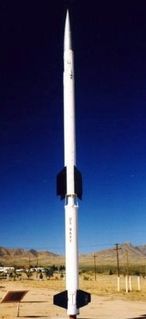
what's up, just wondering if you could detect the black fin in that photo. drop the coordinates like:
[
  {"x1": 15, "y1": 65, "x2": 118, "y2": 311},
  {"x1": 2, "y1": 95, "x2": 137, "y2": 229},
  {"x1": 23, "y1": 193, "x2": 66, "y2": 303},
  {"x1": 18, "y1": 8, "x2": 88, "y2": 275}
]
[
  {"x1": 53, "y1": 290, "x2": 67, "y2": 309},
  {"x1": 57, "y1": 166, "x2": 82, "y2": 200},
  {"x1": 57, "y1": 167, "x2": 67, "y2": 200},
  {"x1": 53, "y1": 289, "x2": 91, "y2": 309},
  {"x1": 74, "y1": 166, "x2": 82, "y2": 200},
  {"x1": 77, "y1": 289, "x2": 91, "y2": 308}
]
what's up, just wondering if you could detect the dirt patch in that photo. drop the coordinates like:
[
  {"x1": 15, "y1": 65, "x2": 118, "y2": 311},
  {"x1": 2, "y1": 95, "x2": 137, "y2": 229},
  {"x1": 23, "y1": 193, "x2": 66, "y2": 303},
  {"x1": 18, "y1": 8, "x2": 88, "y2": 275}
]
[{"x1": 0, "y1": 280, "x2": 146, "y2": 319}]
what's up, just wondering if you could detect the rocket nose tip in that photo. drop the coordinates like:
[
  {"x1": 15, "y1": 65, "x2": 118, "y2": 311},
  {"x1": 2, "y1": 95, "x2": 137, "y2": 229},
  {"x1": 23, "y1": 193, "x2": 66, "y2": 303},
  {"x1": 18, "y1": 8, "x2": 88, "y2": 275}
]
[
  {"x1": 64, "y1": 10, "x2": 72, "y2": 50},
  {"x1": 66, "y1": 9, "x2": 69, "y2": 18},
  {"x1": 65, "y1": 9, "x2": 70, "y2": 28}
]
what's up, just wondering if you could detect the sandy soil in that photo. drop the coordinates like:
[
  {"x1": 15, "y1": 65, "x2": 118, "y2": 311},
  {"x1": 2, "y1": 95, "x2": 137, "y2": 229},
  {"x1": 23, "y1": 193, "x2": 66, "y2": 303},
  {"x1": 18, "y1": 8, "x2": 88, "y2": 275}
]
[{"x1": 0, "y1": 280, "x2": 146, "y2": 319}]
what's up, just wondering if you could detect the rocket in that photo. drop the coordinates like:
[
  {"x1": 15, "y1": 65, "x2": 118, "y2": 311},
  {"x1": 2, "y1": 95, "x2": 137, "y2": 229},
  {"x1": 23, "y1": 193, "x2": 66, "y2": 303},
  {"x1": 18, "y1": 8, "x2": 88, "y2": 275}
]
[{"x1": 53, "y1": 10, "x2": 91, "y2": 318}]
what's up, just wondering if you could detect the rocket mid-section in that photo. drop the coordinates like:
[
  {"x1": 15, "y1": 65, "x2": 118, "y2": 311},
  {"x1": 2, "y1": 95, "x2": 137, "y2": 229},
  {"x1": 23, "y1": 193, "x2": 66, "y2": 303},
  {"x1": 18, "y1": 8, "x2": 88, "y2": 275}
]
[
  {"x1": 53, "y1": 10, "x2": 91, "y2": 317},
  {"x1": 64, "y1": 49, "x2": 75, "y2": 167},
  {"x1": 64, "y1": 54, "x2": 76, "y2": 195}
]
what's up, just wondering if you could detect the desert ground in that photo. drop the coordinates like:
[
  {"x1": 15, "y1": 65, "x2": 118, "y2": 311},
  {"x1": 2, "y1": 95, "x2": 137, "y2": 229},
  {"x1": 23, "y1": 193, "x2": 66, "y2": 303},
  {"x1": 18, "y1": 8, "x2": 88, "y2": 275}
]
[{"x1": 0, "y1": 275, "x2": 146, "y2": 319}]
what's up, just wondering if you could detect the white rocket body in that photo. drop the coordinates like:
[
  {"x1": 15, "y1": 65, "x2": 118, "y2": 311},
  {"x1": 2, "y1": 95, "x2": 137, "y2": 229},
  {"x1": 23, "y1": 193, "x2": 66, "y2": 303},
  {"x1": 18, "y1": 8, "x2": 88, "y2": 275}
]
[
  {"x1": 53, "y1": 10, "x2": 91, "y2": 317},
  {"x1": 64, "y1": 13, "x2": 76, "y2": 190},
  {"x1": 65, "y1": 202, "x2": 78, "y2": 315},
  {"x1": 64, "y1": 11, "x2": 78, "y2": 315}
]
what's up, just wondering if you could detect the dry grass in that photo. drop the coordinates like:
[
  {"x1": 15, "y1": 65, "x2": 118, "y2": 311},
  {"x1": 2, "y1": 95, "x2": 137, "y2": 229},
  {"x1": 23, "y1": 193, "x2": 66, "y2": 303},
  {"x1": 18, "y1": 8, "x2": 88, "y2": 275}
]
[
  {"x1": 0, "y1": 275, "x2": 146, "y2": 318},
  {"x1": 79, "y1": 273, "x2": 146, "y2": 301},
  {"x1": 1, "y1": 273, "x2": 146, "y2": 301}
]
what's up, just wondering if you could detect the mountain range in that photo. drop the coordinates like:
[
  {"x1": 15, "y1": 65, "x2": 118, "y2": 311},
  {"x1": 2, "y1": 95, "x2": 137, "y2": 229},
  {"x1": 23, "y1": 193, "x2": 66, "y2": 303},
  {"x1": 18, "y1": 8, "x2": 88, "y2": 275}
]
[
  {"x1": 80, "y1": 242, "x2": 146, "y2": 266},
  {"x1": 0, "y1": 243, "x2": 146, "y2": 267}
]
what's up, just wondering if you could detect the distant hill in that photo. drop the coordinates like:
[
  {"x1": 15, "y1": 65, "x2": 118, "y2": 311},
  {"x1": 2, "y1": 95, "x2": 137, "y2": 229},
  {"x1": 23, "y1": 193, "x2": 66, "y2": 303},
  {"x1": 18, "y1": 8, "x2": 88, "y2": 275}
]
[
  {"x1": 80, "y1": 243, "x2": 146, "y2": 266},
  {"x1": 0, "y1": 243, "x2": 146, "y2": 267},
  {"x1": 0, "y1": 247, "x2": 63, "y2": 267}
]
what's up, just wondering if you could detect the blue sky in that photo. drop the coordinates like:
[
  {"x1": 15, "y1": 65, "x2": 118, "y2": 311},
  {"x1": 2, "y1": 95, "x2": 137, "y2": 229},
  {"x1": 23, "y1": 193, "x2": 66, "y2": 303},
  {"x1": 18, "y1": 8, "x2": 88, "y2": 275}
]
[{"x1": 1, "y1": 1, "x2": 146, "y2": 254}]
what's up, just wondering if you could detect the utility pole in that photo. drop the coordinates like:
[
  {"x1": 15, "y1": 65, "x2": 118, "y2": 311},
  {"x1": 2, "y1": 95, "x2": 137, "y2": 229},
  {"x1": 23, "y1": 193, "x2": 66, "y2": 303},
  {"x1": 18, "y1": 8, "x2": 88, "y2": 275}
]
[
  {"x1": 126, "y1": 250, "x2": 129, "y2": 275},
  {"x1": 125, "y1": 250, "x2": 132, "y2": 292},
  {"x1": 93, "y1": 253, "x2": 97, "y2": 281},
  {"x1": 114, "y1": 243, "x2": 121, "y2": 291},
  {"x1": 36, "y1": 257, "x2": 39, "y2": 279},
  {"x1": 115, "y1": 243, "x2": 120, "y2": 276},
  {"x1": 28, "y1": 256, "x2": 30, "y2": 269}
]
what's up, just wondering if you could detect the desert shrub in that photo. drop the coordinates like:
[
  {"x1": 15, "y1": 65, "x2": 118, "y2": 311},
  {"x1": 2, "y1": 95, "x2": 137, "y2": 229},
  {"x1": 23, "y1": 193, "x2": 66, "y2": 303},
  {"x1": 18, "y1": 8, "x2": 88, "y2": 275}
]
[
  {"x1": 45, "y1": 267, "x2": 54, "y2": 279},
  {"x1": 59, "y1": 265, "x2": 65, "y2": 272},
  {"x1": 83, "y1": 275, "x2": 89, "y2": 280},
  {"x1": 109, "y1": 269, "x2": 114, "y2": 275}
]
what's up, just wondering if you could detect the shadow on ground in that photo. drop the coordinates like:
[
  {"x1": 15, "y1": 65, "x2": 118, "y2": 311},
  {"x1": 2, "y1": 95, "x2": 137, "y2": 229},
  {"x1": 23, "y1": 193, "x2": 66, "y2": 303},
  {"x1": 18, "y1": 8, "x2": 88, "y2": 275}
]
[
  {"x1": 20, "y1": 316, "x2": 48, "y2": 318},
  {"x1": 128, "y1": 315, "x2": 146, "y2": 319}
]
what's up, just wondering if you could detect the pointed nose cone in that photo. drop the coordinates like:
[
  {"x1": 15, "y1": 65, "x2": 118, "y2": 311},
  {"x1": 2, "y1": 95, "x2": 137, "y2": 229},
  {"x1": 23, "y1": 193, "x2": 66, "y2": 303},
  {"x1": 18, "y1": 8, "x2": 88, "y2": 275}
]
[{"x1": 64, "y1": 10, "x2": 72, "y2": 51}]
